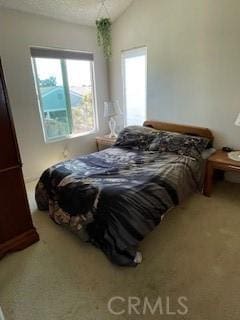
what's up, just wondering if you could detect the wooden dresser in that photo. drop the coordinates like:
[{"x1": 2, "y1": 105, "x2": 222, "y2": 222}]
[{"x1": 0, "y1": 59, "x2": 39, "y2": 258}]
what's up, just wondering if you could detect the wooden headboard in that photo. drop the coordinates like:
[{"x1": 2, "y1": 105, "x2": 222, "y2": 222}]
[{"x1": 143, "y1": 120, "x2": 214, "y2": 142}]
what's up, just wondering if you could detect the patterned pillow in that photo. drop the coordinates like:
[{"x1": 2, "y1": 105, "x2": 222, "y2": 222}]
[
  {"x1": 149, "y1": 131, "x2": 210, "y2": 159},
  {"x1": 114, "y1": 126, "x2": 158, "y2": 150}
]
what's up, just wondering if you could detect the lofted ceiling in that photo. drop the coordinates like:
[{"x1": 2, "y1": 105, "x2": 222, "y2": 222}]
[{"x1": 0, "y1": 0, "x2": 134, "y2": 26}]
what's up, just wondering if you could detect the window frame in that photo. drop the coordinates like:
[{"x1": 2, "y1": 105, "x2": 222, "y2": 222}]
[
  {"x1": 31, "y1": 48, "x2": 98, "y2": 143},
  {"x1": 121, "y1": 46, "x2": 148, "y2": 127}
]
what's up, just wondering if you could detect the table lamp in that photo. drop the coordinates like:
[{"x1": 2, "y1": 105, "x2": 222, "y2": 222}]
[
  {"x1": 228, "y1": 113, "x2": 240, "y2": 161},
  {"x1": 104, "y1": 101, "x2": 120, "y2": 138}
]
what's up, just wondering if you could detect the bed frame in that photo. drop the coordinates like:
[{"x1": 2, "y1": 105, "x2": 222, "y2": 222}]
[{"x1": 143, "y1": 120, "x2": 214, "y2": 142}]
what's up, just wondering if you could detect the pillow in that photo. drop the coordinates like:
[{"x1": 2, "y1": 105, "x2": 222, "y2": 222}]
[
  {"x1": 114, "y1": 126, "x2": 158, "y2": 150},
  {"x1": 149, "y1": 131, "x2": 210, "y2": 159},
  {"x1": 185, "y1": 132, "x2": 213, "y2": 148}
]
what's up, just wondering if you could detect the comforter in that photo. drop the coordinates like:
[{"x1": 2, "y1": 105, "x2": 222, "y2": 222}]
[{"x1": 35, "y1": 147, "x2": 204, "y2": 266}]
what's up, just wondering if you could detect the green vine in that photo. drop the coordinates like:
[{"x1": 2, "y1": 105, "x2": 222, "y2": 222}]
[{"x1": 96, "y1": 18, "x2": 112, "y2": 59}]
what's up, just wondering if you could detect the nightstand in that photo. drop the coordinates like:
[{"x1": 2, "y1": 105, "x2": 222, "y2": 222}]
[
  {"x1": 96, "y1": 135, "x2": 117, "y2": 151},
  {"x1": 204, "y1": 150, "x2": 240, "y2": 196}
]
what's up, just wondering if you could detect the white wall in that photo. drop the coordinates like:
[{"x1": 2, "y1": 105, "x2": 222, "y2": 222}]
[
  {"x1": 0, "y1": 8, "x2": 109, "y2": 180},
  {"x1": 110, "y1": 0, "x2": 240, "y2": 148}
]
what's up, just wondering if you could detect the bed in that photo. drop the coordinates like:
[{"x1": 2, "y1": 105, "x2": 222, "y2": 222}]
[{"x1": 35, "y1": 121, "x2": 213, "y2": 266}]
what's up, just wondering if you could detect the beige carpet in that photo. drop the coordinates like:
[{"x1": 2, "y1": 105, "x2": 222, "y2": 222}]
[{"x1": 1, "y1": 181, "x2": 240, "y2": 320}]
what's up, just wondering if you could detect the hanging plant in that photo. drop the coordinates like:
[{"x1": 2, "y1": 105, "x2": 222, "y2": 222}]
[{"x1": 96, "y1": 18, "x2": 112, "y2": 59}]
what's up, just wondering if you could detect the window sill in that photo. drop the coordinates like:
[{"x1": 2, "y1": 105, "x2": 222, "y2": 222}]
[{"x1": 44, "y1": 129, "x2": 97, "y2": 144}]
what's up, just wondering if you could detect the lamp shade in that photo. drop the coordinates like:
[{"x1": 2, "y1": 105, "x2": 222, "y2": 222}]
[
  {"x1": 235, "y1": 112, "x2": 240, "y2": 126},
  {"x1": 104, "y1": 101, "x2": 121, "y2": 118}
]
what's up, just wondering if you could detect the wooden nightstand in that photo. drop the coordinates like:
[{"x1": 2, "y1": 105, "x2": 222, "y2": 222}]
[
  {"x1": 204, "y1": 150, "x2": 240, "y2": 196},
  {"x1": 96, "y1": 135, "x2": 117, "y2": 151}
]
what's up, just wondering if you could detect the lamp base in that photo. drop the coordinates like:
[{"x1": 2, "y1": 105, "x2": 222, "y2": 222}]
[
  {"x1": 107, "y1": 133, "x2": 118, "y2": 138},
  {"x1": 108, "y1": 117, "x2": 118, "y2": 138}
]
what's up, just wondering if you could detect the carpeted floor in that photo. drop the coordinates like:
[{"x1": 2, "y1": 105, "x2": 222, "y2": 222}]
[{"x1": 0, "y1": 181, "x2": 240, "y2": 319}]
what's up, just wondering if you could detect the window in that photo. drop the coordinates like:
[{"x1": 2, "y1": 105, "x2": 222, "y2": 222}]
[
  {"x1": 31, "y1": 47, "x2": 97, "y2": 142},
  {"x1": 122, "y1": 47, "x2": 147, "y2": 126}
]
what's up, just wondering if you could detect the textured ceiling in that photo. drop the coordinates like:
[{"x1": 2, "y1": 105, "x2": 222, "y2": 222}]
[{"x1": 0, "y1": 0, "x2": 134, "y2": 26}]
